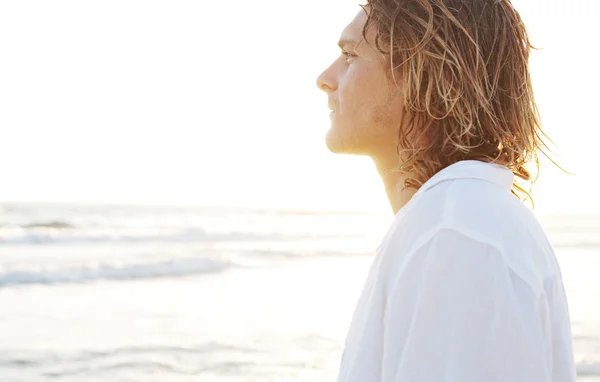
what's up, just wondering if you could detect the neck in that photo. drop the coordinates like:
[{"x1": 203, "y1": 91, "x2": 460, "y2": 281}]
[{"x1": 371, "y1": 155, "x2": 417, "y2": 215}]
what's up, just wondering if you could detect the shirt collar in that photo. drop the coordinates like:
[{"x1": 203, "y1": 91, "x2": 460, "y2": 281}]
[{"x1": 412, "y1": 160, "x2": 515, "y2": 199}]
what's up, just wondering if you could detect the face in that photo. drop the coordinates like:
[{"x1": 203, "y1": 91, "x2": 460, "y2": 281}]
[{"x1": 316, "y1": 9, "x2": 404, "y2": 157}]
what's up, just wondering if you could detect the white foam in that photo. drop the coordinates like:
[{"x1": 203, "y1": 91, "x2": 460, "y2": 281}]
[{"x1": 0, "y1": 257, "x2": 231, "y2": 287}]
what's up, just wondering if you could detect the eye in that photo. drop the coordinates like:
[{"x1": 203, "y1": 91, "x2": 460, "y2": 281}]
[{"x1": 341, "y1": 50, "x2": 357, "y2": 61}]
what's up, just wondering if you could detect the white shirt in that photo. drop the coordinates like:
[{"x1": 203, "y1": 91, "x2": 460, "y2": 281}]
[{"x1": 337, "y1": 160, "x2": 576, "y2": 382}]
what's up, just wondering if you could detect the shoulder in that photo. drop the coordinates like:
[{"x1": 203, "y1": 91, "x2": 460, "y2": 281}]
[
  {"x1": 404, "y1": 176, "x2": 543, "y2": 245},
  {"x1": 382, "y1": 177, "x2": 555, "y2": 295},
  {"x1": 395, "y1": 177, "x2": 528, "y2": 245}
]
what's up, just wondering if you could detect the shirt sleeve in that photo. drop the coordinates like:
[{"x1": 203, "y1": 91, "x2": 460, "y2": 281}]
[{"x1": 381, "y1": 228, "x2": 550, "y2": 382}]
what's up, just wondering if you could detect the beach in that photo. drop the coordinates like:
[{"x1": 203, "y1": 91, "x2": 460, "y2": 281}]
[
  {"x1": 0, "y1": 203, "x2": 598, "y2": 381},
  {"x1": 0, "y1": 255, "x2": 369, "y2": 381}
]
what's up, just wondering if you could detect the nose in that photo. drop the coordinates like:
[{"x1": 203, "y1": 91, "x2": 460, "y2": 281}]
[{"x1": 316, "y1": 65, "x2": 337, "y2": 93}]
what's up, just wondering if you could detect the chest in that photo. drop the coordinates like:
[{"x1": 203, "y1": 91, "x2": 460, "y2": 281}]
[{"x1": 336, "y1": 254, "x2": 387, "y2": 382}]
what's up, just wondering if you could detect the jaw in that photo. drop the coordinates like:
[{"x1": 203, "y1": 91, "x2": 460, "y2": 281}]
[{"x1": 326, "y1": 116, "x2": 399, "y2": 157}]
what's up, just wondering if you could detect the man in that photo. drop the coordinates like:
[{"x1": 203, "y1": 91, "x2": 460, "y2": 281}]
[{"x1": 316, "y1": 1, "x2": 576, "y2": 381}]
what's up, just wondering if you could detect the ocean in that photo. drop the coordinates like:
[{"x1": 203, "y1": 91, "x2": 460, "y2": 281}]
[{"x1": 0, "y1": 202, "x2": 598, "y2": 381}]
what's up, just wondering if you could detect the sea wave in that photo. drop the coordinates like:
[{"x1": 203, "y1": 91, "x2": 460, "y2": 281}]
[
  {"x1": 577, "y1": 359, "x2": 600, "y2": 376},
  {"x1": 21, "y1": 220, "x2": 75, "y2": 229},
  {"x1": 554, "y1": 241, "x2": 600, "y2": 249},
  {"x1": 0, "y1": 339, "x2": 337, "y2": 379},
  {"x1": 0, "y1": 227, "x2": 246, "y2": 245},
  {"x1": 0, "y1": 227, "x2": 364, "y2": 245},
  {"x1": 0, "y1": 257, "x2": 230, "y2": 287}
]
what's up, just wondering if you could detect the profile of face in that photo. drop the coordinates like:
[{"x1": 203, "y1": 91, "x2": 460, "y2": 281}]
[{"x1": 316, "y1": 9, "x2": 404, "y2": 157}]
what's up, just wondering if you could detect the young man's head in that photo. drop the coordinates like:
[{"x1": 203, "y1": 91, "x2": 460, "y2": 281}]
[{"x1": 316, "y1": 0, "x2": 551, "y2": 196}]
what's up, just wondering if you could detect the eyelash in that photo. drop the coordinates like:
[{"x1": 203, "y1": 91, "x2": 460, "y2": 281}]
[{"x1": 341, "y1": 51, "x2": 357, "y2": 60}]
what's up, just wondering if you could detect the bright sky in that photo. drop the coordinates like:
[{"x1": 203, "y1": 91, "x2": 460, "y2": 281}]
[{"x1": 0, "y1": 0, "x2": 598, "y2": 213}]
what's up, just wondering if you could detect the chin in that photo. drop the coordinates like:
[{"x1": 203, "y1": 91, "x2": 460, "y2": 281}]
[
  {"x1": 325, "y1": 136, "x2": 347, "y2": 154},
  {"x1": 325, "y1": 126, "x2": 368, "y2": 155}
]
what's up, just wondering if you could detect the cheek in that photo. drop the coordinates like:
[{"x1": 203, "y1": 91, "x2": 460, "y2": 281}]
[{"x1": 338, "y1": 65, "x2": 373, "y2": 113}]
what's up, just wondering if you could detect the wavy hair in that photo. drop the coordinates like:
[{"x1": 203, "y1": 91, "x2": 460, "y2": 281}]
[{"x1": 361, "y1": 0, "x2": 559, "y2": 204}]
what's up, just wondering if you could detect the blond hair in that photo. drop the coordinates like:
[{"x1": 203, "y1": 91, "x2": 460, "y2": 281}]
[{"x1": 362, "y1": 0, "x2": 559, "y2": 204}]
